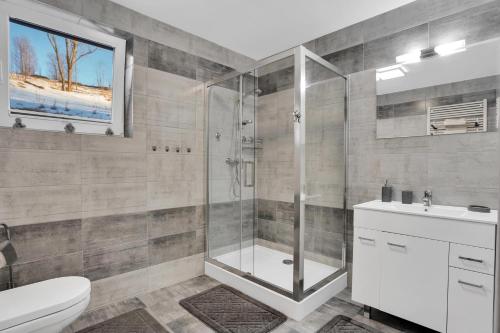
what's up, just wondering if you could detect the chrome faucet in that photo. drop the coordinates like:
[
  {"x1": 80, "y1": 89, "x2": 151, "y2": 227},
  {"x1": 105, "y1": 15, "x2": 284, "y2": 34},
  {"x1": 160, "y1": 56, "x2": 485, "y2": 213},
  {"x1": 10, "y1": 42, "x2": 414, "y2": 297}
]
[{"x1": 422, "y1": 190, "x2": 432, "y2": 208}]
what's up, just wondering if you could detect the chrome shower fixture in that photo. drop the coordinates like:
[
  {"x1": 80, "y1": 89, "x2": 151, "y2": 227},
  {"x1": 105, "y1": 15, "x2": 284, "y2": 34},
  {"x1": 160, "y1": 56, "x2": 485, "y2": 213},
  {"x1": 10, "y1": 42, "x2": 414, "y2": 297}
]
[
  {"x1": 225, "y1": 158, "x2": 239, "y2": 166},
  {"x1": 242, "y1": 136, "x2": 254, "y2": 144}
]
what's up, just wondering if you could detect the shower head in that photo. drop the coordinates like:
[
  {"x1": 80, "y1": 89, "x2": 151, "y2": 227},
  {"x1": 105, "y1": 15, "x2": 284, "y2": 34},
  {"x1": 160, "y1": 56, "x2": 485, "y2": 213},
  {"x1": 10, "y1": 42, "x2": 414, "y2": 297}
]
[{"x1": 255, "y1": 89, "x2": 263, "y2": 95}]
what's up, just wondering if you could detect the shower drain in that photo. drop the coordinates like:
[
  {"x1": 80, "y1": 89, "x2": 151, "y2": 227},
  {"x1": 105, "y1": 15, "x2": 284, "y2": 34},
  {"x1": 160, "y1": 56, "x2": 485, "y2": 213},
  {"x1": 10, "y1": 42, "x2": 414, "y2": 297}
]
[{"x1": 282, "y1": 259, "x2": 293, "y2": 265}]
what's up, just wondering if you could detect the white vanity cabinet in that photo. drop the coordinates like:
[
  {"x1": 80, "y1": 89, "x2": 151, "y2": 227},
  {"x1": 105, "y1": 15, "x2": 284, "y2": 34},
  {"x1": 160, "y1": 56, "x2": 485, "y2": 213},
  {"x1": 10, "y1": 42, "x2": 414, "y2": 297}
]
[
  {"x1": 352, "y1": 201, "x2": 497, "y2": 333},
  {"x1": 379, "y1": 232, "x2": 449, "y2": 332},
  {"x1": 352, "y1": 228, "x2": 381, "y2": 307}
]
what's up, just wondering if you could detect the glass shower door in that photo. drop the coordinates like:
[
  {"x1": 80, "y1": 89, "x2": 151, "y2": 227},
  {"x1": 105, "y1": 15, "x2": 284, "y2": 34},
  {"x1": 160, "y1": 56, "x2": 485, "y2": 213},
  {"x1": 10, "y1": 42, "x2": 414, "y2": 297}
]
[
  {"x1": 303, "y1": 53, "x2": 347, "y2": 292},
  {"x1": 207, "y1": 75, "x2": 244, "y2": 271},
  {"x1": 207, "y1": 72, "x2": 256, "y2": 274}
]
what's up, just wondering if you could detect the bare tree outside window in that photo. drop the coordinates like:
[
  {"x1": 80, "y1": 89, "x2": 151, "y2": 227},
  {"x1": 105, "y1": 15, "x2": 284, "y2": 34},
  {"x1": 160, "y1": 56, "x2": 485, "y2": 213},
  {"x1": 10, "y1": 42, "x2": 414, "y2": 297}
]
[
  {"x1": 11, "y1": 37, "x2": 38, "y2": 80},
  {"x1": 47, "y1": 52, "x2": 62, "y2": 81},
  {"x1": 47, "y1": 33, "x2": 97, "y2": 92}
]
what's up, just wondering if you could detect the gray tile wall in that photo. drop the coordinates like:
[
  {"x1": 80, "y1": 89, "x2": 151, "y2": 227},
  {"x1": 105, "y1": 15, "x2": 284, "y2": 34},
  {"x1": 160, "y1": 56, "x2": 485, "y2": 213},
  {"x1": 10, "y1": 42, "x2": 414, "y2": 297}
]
[
  {"x1": 0, "y1": 0, "x2": 253, "y2": 310},
  {"x1": 0, "y1": 207, "x2": 205, "y2": 307}
]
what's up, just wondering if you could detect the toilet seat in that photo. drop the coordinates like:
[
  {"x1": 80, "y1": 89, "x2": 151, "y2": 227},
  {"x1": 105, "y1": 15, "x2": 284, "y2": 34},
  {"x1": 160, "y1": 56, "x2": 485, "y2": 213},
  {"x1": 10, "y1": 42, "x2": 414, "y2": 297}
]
[{"x1": 0, "y1": 276, "x2": 91, "y2": 331}]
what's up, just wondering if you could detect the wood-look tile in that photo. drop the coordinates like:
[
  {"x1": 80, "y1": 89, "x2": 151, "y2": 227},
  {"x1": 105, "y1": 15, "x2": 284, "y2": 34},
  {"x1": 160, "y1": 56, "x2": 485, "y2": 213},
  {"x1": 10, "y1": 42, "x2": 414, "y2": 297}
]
[
  {"x1": 149, "y1": 41, "x2": 197, "y2": 80},
  {"x1": 257, "y1": 199, "x2": 277, "y2": 221},
  {"x1": 84, "y1": 240, "x2": 148, "y2": 281},
  {"x1": 11, "y1": 219, "x2": 82, "y2": 263},
  {"x1": 88, "y1": 268, "x2": 149, "y2": 310},
  {"x1": 70, "y1": 275, "x2": 444, "y2": 333},
  {"x1": 148, "y1": 230, "x2": 204, "y2": 265},
  {"x1": 0, "y1": 185, "x2": 82, "y2": 221},
  {"x1": 364, "y1": 24, "x2": 429, "y2": 70},
  {"x1": 0, "y1": 267, "x2": 9, "y2": 291},
  {"x1": 82, "y1": 212, "x2": 148, "y2": 252},
  {"x1": 0, "y1": 150, "x2": 80, "y2": 187},
  {"x1": 276, "y1": 201, "x2": 294, "y2": 224},
  {"x1": 429, "y1": 1, "x2": 500, "y2": 47},
  {"x1": 12, "y1": 252, "x2": 83, "y2": 286},
  {"x1": 65, "y1": 298, "x2": 146, "y2": 333},
  {"x1": 148, "y1": 206, "x2": 204, "y2": 239},
  {"x1": 322, "y1": 44, "x2": 364, "y2": 75}
]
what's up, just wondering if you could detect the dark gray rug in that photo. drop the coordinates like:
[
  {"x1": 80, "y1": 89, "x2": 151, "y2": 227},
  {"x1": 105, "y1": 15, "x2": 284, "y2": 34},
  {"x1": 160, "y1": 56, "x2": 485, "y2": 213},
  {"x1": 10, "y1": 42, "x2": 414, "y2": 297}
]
[
  {"x1": 179, "y1": 284, "x2": 287, "y2": 333},
  {"x1": 76, "y1": 309, "x2": 168, "y2": 333},
  {"x1": 317, "y1": 315, "x2": 382, "y2": 333}
]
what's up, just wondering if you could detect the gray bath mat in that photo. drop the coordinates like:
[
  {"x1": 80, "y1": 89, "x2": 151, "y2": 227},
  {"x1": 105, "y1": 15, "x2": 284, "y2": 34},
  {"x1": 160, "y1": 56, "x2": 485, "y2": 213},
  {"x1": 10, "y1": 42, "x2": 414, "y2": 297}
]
[
  {"x1": 76, "y1": 309, "x2": 168, "y2": 333},
  {"x1": 317, "y1": 315, "x2": 382, "y2": 333},
  {"x1": 179, "y1": 284, "x2": 287, "y2": 333}
]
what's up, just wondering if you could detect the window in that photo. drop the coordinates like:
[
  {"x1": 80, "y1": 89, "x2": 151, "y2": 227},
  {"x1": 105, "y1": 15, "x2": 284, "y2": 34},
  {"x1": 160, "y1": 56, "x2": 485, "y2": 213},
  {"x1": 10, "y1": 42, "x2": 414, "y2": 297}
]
[{"x1": 0, "y1": 0, "x2": 126, "y2": 135}]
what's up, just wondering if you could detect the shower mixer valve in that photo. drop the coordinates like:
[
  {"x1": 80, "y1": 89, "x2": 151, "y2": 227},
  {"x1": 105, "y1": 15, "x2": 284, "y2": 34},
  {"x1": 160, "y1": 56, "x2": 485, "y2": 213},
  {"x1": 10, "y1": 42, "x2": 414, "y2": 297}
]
[{"x1": 225, "y1": 158, "x2": 239, "y2": 166}]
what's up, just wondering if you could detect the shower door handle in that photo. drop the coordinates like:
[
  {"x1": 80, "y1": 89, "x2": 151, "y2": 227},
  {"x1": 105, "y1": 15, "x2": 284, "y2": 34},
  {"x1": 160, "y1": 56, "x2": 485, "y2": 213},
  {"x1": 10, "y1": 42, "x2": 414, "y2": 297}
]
[{"x1": 243, "y1": 161, "x2": 254, "y2": 187}]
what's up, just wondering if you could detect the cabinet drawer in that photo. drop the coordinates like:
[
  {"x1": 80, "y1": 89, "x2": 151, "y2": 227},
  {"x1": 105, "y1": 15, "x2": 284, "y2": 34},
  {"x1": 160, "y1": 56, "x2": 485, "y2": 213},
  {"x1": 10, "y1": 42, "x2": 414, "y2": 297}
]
[
  {"x1": 448, "y1": 267, "x2": 494, "y2": 333},
  {"x1": 449, "y1": 243, "x2": 494, "y2": 275}
]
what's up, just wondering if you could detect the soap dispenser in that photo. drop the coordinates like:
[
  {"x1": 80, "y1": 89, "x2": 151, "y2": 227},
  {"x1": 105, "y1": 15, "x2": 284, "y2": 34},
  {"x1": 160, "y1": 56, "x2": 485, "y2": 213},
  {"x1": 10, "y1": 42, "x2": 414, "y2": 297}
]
[{"x1": 382, "y1": 179, "x2": 392, "y2": 202}]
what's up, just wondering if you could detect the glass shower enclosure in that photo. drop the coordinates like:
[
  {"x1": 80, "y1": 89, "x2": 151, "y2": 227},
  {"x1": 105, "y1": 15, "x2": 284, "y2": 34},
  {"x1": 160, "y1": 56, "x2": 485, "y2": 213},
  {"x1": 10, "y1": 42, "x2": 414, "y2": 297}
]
[{"x1": 206, "y1": 46, "x2": 348, "y2": 301}]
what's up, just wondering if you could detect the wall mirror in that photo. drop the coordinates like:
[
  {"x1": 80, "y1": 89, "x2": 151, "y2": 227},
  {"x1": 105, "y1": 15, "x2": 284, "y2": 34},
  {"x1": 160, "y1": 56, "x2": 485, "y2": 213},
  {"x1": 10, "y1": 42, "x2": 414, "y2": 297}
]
[{"x1": 376, "y1": 37, "x2": 500, "y2": 139}]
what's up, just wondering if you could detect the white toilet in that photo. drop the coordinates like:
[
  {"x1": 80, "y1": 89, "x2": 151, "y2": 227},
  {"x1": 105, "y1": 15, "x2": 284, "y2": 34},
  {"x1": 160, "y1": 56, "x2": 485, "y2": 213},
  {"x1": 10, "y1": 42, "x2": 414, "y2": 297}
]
[{"x1": 0, "y1": 276, "x2": 91, "y2": 333}]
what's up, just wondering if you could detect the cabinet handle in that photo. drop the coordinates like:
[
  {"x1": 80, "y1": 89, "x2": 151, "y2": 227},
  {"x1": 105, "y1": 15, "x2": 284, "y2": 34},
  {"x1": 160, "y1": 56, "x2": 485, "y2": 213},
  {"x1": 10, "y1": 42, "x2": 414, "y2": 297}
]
[
  {"x1": 358, "y1": 236, "x2": 375, "y2": 242},
  {"x1": 458, "y1": 280, "x2": 484, "y2": 289},
  {"x1": 458, "y1": 256, "x2": 483, "y2": 263},
  {"x1": 387, "y1": 242, "x2": 406, "y2": 248}
]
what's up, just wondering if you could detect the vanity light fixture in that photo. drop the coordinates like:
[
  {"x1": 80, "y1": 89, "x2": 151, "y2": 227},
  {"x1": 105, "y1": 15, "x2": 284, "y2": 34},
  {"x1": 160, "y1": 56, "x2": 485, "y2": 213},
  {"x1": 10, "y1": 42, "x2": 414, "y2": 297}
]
[
  {"x1": 434, "y1": 40, "x2": 466, "y2": 56},
  {"x1": 376, "y1": 64, "x2": 407, "y2": 81},
  {"x1": 395, "y1": 50, "x2": 421, "y2": 64}
]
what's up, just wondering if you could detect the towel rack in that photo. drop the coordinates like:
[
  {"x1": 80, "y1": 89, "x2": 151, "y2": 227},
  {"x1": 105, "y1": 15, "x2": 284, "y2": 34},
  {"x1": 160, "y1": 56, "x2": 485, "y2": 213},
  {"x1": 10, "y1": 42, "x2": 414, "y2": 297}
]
[{"x1": 427, "y1": 99, "x2": 487, "y2": 135}]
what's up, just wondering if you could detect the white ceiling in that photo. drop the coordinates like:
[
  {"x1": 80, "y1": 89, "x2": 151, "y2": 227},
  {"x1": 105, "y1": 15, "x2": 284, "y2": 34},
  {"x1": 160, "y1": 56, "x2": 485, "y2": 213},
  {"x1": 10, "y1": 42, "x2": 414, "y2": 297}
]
[{"x1": 111, "y1": 0, "x2": 415, "y2": 60}]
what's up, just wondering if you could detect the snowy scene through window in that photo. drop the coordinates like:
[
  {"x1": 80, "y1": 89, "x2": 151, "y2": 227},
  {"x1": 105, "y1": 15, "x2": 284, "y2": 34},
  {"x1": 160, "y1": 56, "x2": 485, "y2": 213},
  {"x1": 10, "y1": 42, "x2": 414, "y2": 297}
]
[{"x1": 8, "y1": 19, "x2": 115, "y2": 123}]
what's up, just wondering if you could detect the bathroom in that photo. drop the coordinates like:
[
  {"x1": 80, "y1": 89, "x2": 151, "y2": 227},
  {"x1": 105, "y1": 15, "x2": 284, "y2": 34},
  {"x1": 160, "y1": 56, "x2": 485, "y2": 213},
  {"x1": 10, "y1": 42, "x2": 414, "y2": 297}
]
[{"x1": 0, "y1": 0, "x2": 498, "y2": 332}]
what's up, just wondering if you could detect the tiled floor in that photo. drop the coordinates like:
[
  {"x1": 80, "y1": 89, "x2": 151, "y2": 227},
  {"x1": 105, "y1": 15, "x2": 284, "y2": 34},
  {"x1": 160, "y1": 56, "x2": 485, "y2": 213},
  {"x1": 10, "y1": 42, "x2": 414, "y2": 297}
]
[{"x1": 65, "y1": 275, "x2": 436, "y2": 333}]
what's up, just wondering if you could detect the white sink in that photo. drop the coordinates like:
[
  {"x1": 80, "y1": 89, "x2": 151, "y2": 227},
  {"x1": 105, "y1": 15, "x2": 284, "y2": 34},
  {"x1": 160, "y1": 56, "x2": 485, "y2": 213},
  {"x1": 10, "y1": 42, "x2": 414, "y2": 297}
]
[{"x1": 354, "y1": 200, "x2": 497, "y2": 224}]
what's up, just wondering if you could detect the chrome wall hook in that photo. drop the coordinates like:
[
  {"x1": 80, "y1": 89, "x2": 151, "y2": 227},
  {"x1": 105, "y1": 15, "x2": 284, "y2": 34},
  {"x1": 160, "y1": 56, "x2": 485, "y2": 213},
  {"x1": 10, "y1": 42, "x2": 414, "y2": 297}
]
[
  {"x1": 12, "y1": 118, "x2": 26, "y2": 129},
  {"x1": 64, "y1": 123, "x2": 75, "y2": 134}
]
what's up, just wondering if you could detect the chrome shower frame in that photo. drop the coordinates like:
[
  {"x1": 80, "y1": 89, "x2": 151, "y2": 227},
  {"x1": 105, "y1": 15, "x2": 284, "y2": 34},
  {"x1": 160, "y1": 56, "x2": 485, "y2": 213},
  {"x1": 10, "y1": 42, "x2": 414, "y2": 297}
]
[{"x1": 205, "y1": 45, "x2": 349, "y2": 302}]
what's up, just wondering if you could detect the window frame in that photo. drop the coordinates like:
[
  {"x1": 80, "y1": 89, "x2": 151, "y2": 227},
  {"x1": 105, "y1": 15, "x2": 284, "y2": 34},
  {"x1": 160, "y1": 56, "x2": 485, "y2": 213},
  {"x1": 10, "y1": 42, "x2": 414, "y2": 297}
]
[{"x1": 0, "y1": 0, "x2": 126, "y2": 135}]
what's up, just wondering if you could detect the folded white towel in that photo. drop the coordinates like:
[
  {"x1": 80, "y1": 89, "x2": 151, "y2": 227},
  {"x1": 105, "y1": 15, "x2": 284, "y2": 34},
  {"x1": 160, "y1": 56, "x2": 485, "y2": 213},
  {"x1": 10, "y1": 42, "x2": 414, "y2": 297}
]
[{"x1": 444, "y1": 117, "x2": 467, "y2": 127}]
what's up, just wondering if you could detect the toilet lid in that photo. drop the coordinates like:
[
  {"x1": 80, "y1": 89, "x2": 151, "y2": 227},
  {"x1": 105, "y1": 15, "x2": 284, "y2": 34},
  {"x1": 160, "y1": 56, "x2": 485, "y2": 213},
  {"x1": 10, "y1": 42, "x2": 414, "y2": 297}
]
[{"x1": 0, "y1": 276, "x2": 90, "y2": 330}]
